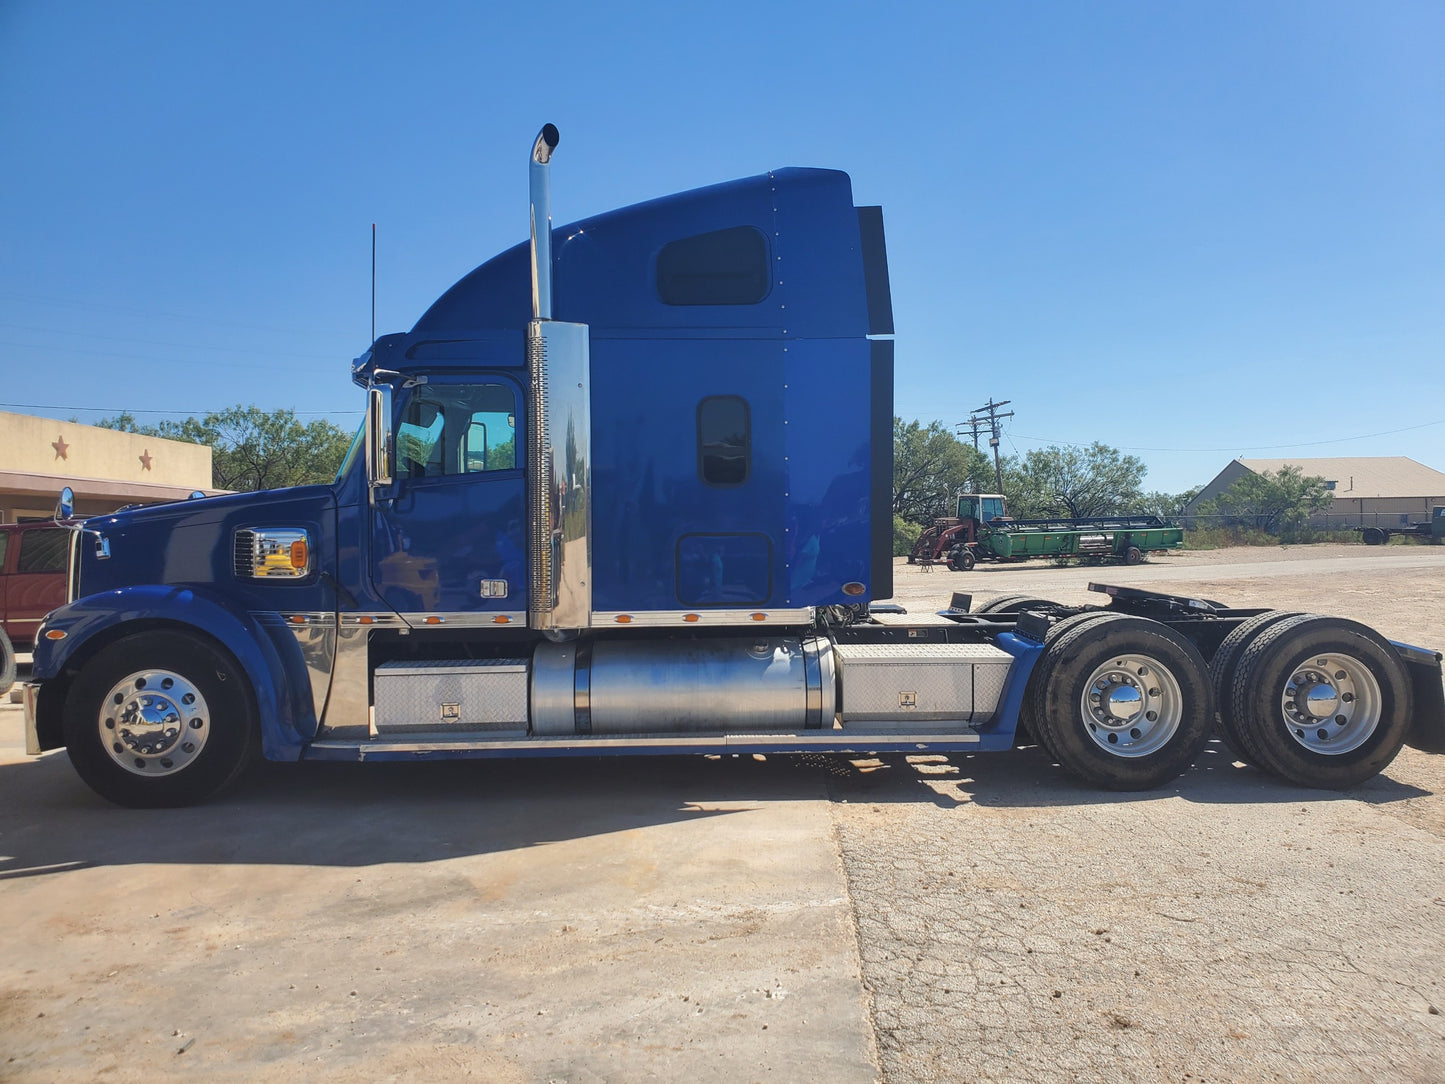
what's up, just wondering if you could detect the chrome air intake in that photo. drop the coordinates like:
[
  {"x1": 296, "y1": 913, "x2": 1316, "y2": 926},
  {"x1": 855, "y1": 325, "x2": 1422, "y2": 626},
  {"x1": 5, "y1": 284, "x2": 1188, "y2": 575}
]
[{"x1": 526, "y1": 124, "x2": 592, "y2": 630}]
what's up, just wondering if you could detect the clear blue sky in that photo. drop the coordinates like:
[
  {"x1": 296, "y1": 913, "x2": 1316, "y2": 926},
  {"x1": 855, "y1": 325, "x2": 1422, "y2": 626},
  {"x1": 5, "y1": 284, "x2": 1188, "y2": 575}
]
[{"x1": 1, "y1": 1, "x2": 1440, "y2": 494}]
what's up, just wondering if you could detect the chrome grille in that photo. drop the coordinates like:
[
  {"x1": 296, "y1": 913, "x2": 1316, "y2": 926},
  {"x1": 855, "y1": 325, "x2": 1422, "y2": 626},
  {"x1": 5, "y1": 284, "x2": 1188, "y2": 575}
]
[{"x1": 234, "y1": 530, "x2": 257, "y2": 577}]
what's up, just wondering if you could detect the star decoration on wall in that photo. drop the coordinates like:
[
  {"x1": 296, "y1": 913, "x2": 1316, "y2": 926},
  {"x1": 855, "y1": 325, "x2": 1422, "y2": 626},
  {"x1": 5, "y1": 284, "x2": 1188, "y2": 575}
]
[
  {"x1": 52, "y1": 435, "x2": 69, "y2": 460},
  {"x1": 139, "y1": 449, "x2": 153, "y2": 471}
]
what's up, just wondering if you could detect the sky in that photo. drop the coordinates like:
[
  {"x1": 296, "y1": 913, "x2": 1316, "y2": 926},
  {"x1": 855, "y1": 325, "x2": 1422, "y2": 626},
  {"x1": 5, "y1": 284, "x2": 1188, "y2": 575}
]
[{"x1": 1, "y1": 1, "x2": 1441, "y2": 495}]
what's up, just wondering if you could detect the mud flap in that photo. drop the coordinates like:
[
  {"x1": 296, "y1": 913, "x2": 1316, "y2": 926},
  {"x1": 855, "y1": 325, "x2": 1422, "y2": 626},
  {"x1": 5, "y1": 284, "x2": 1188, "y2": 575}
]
[{"x1": 1394, "y1": 641, "x2": 1445, "y2": 754}]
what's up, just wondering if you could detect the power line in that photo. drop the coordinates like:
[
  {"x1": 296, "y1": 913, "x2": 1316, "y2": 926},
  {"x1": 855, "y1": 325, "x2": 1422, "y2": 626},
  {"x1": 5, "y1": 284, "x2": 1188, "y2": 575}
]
[
  {"x1": 0, "y1": 402, "x2": 361, "y2": 416},
  {"x1": 963, "y1": 398, "x2": 1014, "y2": 495},
  {"x1": 1011, "y1": 416, "x2": 1445, "y2": 454}
]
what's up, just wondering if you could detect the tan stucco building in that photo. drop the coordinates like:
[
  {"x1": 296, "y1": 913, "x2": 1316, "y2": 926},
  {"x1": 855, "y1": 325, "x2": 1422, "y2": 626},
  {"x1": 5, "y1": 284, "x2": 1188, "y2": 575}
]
[
  {"x1": 0, "y1": 411, "x2": 216, "y2": 522},
  {"x1": 1185, "y1": 456, "x2": 1445, "y2": 530}
]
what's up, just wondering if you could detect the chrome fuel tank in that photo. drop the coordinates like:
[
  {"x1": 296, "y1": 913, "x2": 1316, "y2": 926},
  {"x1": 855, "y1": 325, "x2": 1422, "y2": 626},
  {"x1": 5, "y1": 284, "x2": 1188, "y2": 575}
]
[{"x1": 532, "y1": 636, "x2": 836, "y2": 736}]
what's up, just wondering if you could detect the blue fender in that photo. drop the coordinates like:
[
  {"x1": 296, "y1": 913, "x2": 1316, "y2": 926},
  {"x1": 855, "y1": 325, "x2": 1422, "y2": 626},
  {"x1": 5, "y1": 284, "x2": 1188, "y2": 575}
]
[{"x1": 31, "y1": 585, "x2": 313, "y2": 761}]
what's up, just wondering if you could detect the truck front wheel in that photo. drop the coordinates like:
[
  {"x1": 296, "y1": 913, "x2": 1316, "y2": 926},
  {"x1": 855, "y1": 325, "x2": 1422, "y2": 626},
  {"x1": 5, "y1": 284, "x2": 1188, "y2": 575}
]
[
  {"x1": 62, "y1": 631, "x2": 258, "y2": 808},
  {"x1": 1230, "y1": 615, "x2": 1412, "y2": 788},
  {"x1": 1028, "y1": 615, "x2": 1214, "y2": 789}
]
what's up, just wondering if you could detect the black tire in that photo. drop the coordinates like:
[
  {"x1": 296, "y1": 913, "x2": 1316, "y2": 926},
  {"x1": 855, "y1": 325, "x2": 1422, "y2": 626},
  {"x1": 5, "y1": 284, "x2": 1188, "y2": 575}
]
[
  {"x1": 1123, "y1": 545, "x2": 1143, "y2": 566},
  {"x1": 62, "y1": 631, "x2": 258, "y2": 807},
  {"x1": 1361, "y1": 527, "x2": 1388, "y2": 546},
  {"x1": 975, "y1": 595, "x2": 1057, "y2": 615},
  {"x1": 947, "y1": 547, "x2": 976, "y2": 572},
  {"x1": 0, "y1": 627, "x2": 15, "y2": 699},
  {"x1": 1230, "y1": 615, "x2": 1413, "y2": 789},
  {"x1": 1027, "y1": 614, "x2": 1214, "y2": 790},
  {"x1": 1208, "y1": 611, "x2": 1307, "y2": 766},
  {"x1": 1017, "y1": 610, "x2": 1118, "y2": 762}
]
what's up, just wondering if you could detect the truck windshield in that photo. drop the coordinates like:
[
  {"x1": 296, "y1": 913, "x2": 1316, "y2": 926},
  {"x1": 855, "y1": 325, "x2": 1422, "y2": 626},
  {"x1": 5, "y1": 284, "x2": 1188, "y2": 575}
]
[{"x1": 335, "y1": 418, "x2": 365, "y2": 484}]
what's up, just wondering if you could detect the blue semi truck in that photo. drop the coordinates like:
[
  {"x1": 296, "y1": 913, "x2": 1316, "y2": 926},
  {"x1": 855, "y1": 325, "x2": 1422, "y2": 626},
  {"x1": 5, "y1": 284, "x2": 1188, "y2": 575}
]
[{"x1": 22, "y1": 126, "x2": 1445, "y2": 806}]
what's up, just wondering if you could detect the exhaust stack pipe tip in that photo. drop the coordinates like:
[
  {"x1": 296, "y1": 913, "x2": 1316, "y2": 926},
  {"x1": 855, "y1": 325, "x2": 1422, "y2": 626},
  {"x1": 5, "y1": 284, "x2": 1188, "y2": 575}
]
[
  {"x1": 532, "y1": 123, "x2": 559, "y2": 165},
  {"x1": 529, "y1": 123, "x2": 560, "y2": 320}
]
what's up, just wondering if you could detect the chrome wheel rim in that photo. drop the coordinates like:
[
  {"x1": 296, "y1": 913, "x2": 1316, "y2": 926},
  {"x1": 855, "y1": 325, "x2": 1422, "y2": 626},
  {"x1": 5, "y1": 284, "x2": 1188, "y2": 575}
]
[
  {"x1": 1079, "y1": 653, "x2": 1183, "y2": 758},
  {"x1": 1279, "y1": 652, "x2": 1381, "y2": 756},
  {"x1": 97, "y1": 669, "x2": 211, "y2": 776}
]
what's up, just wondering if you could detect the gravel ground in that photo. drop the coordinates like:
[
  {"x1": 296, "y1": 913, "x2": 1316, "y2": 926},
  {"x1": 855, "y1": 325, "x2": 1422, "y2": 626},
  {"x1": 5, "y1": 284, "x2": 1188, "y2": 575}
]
[{"x1": 836, "y1": 544, "x2": 1445, "y2": 1083}]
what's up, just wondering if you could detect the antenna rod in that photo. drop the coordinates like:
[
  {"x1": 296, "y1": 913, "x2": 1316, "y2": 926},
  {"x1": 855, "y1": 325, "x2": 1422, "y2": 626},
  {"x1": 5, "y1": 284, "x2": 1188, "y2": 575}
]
[{"x1": 371, "y1": 223, "x2": 377, "y2": 344}]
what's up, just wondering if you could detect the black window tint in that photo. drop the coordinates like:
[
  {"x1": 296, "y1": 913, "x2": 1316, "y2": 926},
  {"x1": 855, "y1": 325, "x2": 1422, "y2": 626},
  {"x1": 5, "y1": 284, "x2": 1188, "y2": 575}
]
[
  {"x1": 17, "y1": 528, "x2": 69, "y2": 573},
  {"x1": 657, "y1": 226, "x2": 769, "y2": 306},
  {"x1": 0, "y1": 533, "x2": 9, "y2": 569},
  {"x1": 698, "y1": 396, "x2": 750, "y2": 486}
]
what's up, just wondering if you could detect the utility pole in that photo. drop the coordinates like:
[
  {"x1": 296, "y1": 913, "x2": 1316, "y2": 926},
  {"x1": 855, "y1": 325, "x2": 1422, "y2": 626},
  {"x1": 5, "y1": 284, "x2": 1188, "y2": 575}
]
[{"x1": 970, "y1": 398, "x2": 1015, "y2": 496}]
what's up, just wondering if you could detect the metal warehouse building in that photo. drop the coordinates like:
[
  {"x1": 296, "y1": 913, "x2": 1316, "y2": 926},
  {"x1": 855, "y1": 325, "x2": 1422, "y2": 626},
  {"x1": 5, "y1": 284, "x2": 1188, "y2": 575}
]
[{"x1": 1186, "y1": 456, "x2": 1445, "y2": 531}]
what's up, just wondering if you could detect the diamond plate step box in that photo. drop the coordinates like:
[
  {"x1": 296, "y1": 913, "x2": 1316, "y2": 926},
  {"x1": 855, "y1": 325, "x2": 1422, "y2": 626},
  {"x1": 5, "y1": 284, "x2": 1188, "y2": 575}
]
[
  {"x1": 833, "y1": 642, "x2": 1012, "y2": 725},
  {"x1": 374, "y1": 658, "x2": 530, "y2": 734}
]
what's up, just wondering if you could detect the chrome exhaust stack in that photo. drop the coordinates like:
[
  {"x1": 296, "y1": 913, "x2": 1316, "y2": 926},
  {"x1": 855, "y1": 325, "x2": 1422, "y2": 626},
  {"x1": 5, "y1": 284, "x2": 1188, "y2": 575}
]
[
  {"x1": 525, "y1": 124, "x2": 592, "y2": 631},
  {"x1": 529, "y1": 123, "x2": 559, "y2": 321}
]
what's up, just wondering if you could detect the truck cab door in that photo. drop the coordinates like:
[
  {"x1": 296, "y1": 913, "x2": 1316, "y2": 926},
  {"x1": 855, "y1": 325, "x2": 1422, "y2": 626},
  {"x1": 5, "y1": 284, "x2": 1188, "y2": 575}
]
[{"x1": 369, "y1": 375, "x2": 527, "y2": 622}]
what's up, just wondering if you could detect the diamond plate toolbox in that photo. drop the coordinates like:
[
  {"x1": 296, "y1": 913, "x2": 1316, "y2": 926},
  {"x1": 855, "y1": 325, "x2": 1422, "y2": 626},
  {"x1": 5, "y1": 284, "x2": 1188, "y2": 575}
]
[
  {"x1": 833, "y1": 643, "x2": 1013, "y2": 723},
  {"x1": 374, "y1": 658, "x2": 529, "y2": 733}
]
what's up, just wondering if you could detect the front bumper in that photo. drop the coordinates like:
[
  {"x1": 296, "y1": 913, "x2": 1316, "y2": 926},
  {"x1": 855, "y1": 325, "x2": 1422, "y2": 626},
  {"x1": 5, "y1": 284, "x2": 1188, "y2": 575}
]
[{"x1": 22, "y1": 683, "x2": 42, "y2": 756}]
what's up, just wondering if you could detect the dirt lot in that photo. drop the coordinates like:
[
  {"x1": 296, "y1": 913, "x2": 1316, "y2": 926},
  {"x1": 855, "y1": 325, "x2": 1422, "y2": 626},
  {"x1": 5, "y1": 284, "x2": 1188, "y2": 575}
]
[{"x1": 2, "y1": 544, "x2": 1443, "y2": 1082}]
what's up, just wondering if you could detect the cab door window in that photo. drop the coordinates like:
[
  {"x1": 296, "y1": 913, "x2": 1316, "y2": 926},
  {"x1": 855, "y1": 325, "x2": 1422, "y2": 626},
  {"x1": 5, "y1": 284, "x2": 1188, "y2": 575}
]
[{"x1": 396, "y1": 384, "x2": 517, "y2": 479}]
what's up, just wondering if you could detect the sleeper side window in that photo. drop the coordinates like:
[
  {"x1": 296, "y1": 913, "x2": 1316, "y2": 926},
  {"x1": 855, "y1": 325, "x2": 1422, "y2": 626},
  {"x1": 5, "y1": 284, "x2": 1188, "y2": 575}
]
[
  {"x1": 657, "y1": 226, "x2": 770, "y2": 306},
  {"x1": 396, "y1": 384, "x2": 517, "y2": 479},
  {"x1": 698, "y1": 396, "x2": 750, "y2": 487}
]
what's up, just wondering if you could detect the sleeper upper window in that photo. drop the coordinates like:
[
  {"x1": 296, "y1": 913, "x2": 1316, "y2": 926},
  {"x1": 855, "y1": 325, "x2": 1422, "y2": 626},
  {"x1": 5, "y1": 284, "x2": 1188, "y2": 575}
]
[{"x1": 657, "y1": 226, "x2": 770, "y2": 306}]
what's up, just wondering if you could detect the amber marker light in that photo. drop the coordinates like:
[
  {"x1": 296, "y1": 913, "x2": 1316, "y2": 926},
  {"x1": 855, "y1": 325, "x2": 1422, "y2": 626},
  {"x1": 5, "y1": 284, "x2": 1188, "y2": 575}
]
[
  {"x1": 751, "y1": 613, "x2": 767, "y2": 622},
  {"x1": 288, "y1": 615, "x2": 306, "y2": 625},
  {"x1": 493, "y1": 615, "x2": 511, "y2": 624},
  {"x1": 45, "y1": 629, "x2": 67, "y2": 640},
  {"x1": 289, "y1": 538, "x2": 309, "y2": 569},
  {"x1": 683, "y1": 614, "x2": 700, "y2": 622},
  {"x1": 616, "y1": 615, "x2": 632, "y2": 624},
  {"x1": 357, "y1": 616, "x2": 375, "y2": 625},
  {"x1": 424, "y1": 616, "x2": 442, "y2": 625},
  {"x1": 842, "y1": 581, "x2": 866, "y2": 596}
]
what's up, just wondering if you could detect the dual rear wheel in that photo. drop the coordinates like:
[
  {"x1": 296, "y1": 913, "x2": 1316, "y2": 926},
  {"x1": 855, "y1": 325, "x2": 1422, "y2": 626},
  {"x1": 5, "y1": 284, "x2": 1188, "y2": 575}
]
[{"x1": 1021, "y1": 610, "x2": 1412, "y2": 791}]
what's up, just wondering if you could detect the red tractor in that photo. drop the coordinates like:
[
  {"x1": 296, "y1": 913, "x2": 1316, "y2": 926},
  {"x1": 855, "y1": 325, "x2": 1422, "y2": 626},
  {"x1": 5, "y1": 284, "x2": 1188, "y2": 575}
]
[{"x1": 908, "y1": 494, "x2": 1008, "y2": 569}]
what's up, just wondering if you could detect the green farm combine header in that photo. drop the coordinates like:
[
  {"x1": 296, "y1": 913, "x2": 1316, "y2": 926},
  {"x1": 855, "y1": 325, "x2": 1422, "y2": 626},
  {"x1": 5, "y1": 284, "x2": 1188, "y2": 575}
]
[{"x1": 909, "y1": 494, "x2": 1184, "y2": 571}]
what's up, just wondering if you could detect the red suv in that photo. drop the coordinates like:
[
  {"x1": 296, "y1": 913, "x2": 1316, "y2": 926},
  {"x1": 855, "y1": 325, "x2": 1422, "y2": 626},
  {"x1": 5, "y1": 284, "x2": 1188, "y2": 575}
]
[{"x1": 0, "y1": 523, "x2": 71, "y2": 695}]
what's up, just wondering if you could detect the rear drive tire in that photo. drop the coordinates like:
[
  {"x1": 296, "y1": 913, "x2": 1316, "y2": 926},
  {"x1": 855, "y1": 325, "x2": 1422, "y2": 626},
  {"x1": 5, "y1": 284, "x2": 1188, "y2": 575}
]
[
  {"x1": 1230, "y1": 615, "x2": 1412, "y2": 789},
  {"x1": 1123, "y1": 545, "x2": 1143, "y2": 566},
  {"x1": 1361, "y1": 528, "x2": 1388, "y2": 546},
  {"x1": 62, "y1": 631, "x2": 258, "y2": 807},
  {"x1": 1018, "y1": 610, "x2": 1119, "y2": 763},
  {"x1": 1029, "y1": 614, "x2": 1214, "y2": 790},
  {"x1": 1208, "y1": 611, "x2": 1307, "y2": 767},
  {"x1": 974, "y1": 595, "x2": 1058, "y2": 615}
]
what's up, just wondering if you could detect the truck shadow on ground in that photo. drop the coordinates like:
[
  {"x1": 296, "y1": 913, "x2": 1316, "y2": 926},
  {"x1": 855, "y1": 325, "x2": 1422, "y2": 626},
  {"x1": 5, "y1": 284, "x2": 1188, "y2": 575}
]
[
  {"x1": 0, "y1": 748, "x2": 954, "y2": 878},
  {"x1": 1, "y1": 740, "x2": 1429, "y2": 879},
  {"x1": 822, "y1": 739, "x2": 1433, "y2": 811}
]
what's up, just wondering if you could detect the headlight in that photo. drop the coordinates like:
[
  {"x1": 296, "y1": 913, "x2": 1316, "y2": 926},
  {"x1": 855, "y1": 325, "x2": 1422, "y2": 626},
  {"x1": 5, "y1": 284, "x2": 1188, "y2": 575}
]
[{"x1": 234, "y1": 528, "x2": 312, "y2": 580}]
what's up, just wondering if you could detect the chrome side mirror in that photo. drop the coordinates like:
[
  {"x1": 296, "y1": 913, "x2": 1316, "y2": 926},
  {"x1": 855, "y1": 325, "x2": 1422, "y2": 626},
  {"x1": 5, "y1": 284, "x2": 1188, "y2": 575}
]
[
  {"x1": 366, "y1": 385, "x2": 394, "y2": 487},
  {"x1": 56, "y1": 486, "x2": 75, "y2": 521}
]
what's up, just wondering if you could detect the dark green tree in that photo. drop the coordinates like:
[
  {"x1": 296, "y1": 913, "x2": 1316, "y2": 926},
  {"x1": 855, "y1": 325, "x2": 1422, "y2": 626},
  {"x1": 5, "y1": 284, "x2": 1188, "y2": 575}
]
[
  {"x1": 1194, "y1": 466, "x2": 1332, "y2": 533},
  {"x1": 892, "y1": 418, "x2": 993, "y2": 524},
  {"x1": 1012, "y1": 443, "x2": 1148, "y2": 519},
  {"x1": 1131, "y1": 486, "x2": 1202, "y2": 521},
  {"x1": 97, "y1": 406, "x2": 354, "y2": 492}
]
